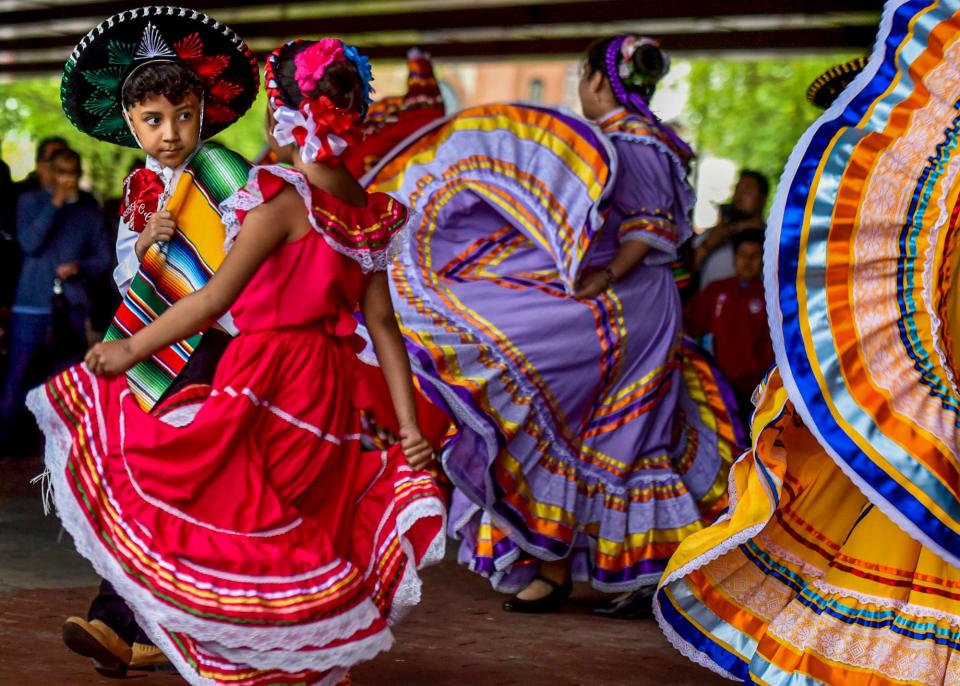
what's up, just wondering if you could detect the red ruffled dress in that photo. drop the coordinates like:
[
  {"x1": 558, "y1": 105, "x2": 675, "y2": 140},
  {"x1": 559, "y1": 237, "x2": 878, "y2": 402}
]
[{"x1": 27, "y1": 165, "x2": 445, "y2": 686}]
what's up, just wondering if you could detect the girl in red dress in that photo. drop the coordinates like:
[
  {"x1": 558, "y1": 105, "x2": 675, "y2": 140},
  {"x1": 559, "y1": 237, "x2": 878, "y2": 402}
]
[{"x1": 28, "y1": 37, "x2": 445, "y2": 686}]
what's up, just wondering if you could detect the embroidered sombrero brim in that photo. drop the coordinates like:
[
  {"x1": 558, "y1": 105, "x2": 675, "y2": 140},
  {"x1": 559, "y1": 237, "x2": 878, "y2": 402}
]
[
  {"x1": 805, "y1": 56, "x2": 868, "y2": 109},
  {"x1": 61, "y1": 6, "x2": 259, "y2": 148}
]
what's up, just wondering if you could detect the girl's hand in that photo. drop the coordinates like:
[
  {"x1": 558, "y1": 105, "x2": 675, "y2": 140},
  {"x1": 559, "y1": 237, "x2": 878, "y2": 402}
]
[
  {"x1": 399, "y1": 424, "x2": 433, "y2": 471},
  {"x1": 574, "y1": 270, "x2": 610, "y2": 299},
  {"x1": 136, "y1": 210, "x2": 176, "y2": 258},
  {"x1": 85, "y1": 340, "x2": 137, "y2": 377}
]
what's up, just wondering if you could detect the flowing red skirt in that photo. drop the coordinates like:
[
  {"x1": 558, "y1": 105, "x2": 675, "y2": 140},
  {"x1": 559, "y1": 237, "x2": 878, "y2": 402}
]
[{"x1": 29, "y1": 326, "x2": 445, "y2": 686}]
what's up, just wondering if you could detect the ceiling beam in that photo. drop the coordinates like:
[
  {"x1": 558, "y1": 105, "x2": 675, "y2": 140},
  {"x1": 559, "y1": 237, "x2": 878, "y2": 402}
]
[
  {"x1": 0, "y1": 25, "x2": 877, "y2": 75},
  {"x1": 0, "y1": 1, "x2": 879, "y2": 54},
  {"x1": 0, "y1": 0, "x2": 270, "y2": 25},
  {"x1": 0, "y1": 0, "x2": 881, "y2": 32}
]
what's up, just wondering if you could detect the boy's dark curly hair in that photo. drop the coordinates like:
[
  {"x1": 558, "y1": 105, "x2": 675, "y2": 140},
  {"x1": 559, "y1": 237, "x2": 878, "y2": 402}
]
[
  {"x1": 732, "y1": 229, "x2": 766, "y2": 252},
  {"x1": 121, "y1": 61, "x2": 203, "y2": 110}
]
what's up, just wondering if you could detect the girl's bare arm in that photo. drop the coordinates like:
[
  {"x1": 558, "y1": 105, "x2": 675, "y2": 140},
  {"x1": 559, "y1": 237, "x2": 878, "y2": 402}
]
[{"x1": 87, "y1": 186, "x2": 304, "y2": 375}]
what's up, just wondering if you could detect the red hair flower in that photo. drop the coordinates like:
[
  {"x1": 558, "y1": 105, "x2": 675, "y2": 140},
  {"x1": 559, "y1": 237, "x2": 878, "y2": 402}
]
[{"x1": 295, "y1": 38, "x2": 344, "y2": 94}]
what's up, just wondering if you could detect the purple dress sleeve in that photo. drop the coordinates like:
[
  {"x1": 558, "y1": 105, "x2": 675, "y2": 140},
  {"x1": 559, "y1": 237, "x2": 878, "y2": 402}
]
[{"x1": 609, "y1": 138, "x2": 694, "y2": 265}]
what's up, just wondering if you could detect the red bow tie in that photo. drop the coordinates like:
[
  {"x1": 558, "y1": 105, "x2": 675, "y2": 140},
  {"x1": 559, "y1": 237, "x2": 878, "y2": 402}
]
[{"x1": 120, "y1": 168, "x2": 165, "y2": 233}]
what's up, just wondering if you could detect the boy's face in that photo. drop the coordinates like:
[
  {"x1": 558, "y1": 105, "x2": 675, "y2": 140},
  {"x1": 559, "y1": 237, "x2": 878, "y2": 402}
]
[
  {"x1": 127, "y1": 92, "x2": 201, "y2": 168},
  {"x1": 735, "y1": 241, "x2": 764, "y2": 282}
]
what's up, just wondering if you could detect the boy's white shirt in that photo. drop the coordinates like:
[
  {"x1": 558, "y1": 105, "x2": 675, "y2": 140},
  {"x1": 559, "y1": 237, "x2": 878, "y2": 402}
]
[{"x1": 113, "y1": 144, "x2": 237, "y2": 335}]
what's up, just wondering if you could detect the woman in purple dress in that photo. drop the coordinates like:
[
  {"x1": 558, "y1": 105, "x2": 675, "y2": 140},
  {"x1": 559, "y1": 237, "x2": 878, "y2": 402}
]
[{"x1": 366, "y1": 35, "x2": 742, "y2": 617}]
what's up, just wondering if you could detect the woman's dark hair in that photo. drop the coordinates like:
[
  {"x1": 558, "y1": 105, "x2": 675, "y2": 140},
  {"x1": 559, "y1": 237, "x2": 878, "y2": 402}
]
[
  {"x1": 739, "y1": 169, "x2": 770, "y2": 201},
  {"x1": 278, "y1": 42, "x2": 366, "y2": 113},
  {"x1": 121, "y1": 60, "x2": 203, "y2": 111},
  {"x1": 584, "y1": 36, "x2": 667, "y2": 102}
]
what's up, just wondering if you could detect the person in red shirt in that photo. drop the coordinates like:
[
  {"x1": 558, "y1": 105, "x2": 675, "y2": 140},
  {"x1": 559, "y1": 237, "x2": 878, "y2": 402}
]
[{"x1": 685, "y1": 229, "x2": 773, "y2": 428}]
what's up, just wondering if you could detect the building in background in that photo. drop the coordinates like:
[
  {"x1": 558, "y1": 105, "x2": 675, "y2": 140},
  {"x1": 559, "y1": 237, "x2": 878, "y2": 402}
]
[
  {"x1": 0, "y1": 54, "x2": 842, "y2": 225},
  {"x1": 375, "y1": 56, "x2": 733, "y2": 232}
]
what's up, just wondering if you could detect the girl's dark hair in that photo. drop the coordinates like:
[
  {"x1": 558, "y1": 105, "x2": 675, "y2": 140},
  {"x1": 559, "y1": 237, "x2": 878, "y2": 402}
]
[
  {"x1": 278, "y1": 42, "x2": 366, "y2": 113},
  {"x1": 739, "y1": 169, "x2": 770, "y2": 200},
  {"x1": 584, "y1": 36, "x2": 667, "y2": 102},
  {"x1": 121, "y1": 61, "x2": 203, "y2": 110}
]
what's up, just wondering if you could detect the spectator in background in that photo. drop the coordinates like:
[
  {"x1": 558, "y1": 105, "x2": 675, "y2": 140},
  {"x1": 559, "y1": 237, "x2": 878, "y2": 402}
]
[
  {"x1": 0, "y1": 158, "x2": 15, "y2": 239},
  {"x1": 0, "y1": 148, "x2": 108, "y2": 456},
  {"x1": 13, "y1": 136, "x2": 69, "y2": 198},
  {"x1": 0, "y1": 159, "x2": 18, "y2": 357},
  {"x1": 3, "y1": 137, "x2": 71, "y2": 354},
  {"x1": 685, "y1": 229, "x2": 773, "y2": 428},
  {"x1": 88, "y1": 159, "x2": 145, "y2": 336},
  {"x1": 693, "y1": 169, "x2": 768, "y2": 291}
]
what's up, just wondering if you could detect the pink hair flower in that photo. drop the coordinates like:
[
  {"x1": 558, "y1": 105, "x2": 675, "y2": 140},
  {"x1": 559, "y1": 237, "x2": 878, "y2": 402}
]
[{"x1": 294, "y1": 38, "x2": 345, "y2": 94}]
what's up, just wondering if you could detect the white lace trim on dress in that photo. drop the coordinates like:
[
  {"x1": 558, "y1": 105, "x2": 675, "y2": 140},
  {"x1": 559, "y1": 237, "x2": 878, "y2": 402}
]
[{"x1": 219, "y1": 164, "x2": 408, "y2": 273}]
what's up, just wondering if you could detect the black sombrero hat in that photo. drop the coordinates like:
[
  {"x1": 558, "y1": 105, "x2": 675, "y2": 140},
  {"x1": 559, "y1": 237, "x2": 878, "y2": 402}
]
[
  {"x1": 61, "y1": 6, "x2": 259, "y2": 148},
  {"x1": 806, "y1": 56, "x2": 868, "y2": 109}
]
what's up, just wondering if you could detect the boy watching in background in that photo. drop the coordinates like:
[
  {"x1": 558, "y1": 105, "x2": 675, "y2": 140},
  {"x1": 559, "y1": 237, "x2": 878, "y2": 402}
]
[{"x1": 685, "y1": 229, "x2": 773, "y2": 428}]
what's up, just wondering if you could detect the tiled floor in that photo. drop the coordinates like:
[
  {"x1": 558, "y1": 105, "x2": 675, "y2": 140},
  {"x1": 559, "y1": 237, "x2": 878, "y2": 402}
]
[{"x1": 0, "y1": 457, "x2": 728, "y2": 686}]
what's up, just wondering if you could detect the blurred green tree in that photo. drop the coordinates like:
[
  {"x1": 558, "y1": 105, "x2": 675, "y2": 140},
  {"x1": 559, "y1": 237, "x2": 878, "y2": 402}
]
[
  {"x1": 686, "y1": 56, "x2": 857, "y2": 199},
  {"x1": 0, "y1": 57, "x2": 857, "y2": 204},
  {"x1": 0, "y1": 77, "x2": 267, "y2": 201}
]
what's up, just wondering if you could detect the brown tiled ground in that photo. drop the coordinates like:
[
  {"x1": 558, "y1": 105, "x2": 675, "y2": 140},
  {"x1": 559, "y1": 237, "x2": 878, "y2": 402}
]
[{"x1": 0, "y1": 457, "x2": 728, "y2": 686}]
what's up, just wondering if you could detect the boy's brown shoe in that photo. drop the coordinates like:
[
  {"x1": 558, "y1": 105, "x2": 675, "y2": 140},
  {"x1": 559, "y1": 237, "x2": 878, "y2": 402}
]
[
  {"x1": 130, "y1": 642, "x2": 171, "y2": 670},
  {"x1": 62, "y1": 616, "x2": 132, "y2": 677}
]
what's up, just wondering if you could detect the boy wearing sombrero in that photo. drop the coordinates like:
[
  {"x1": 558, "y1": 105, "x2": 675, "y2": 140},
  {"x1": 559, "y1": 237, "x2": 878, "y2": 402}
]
[{"x1": 54, "y1": 7, "x2": 258, "y2": 676}]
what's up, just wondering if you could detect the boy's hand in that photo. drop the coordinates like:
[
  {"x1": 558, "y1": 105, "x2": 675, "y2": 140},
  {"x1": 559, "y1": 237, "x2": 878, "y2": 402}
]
[
  {"x1": 399, "y1": 424, "x2": 433, "y2": 471},
  {"x1": 85, "y1": 340, "x2": 137, "y2": 377},
  {"x1": 136, "y1": 210, "x2": 176, "y2": 259}
]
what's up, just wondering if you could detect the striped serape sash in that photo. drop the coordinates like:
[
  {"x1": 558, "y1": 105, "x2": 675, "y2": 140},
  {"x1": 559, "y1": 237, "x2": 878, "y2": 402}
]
[{"x1": 104, "y1": 142, "x2": 250, "y2": 410}]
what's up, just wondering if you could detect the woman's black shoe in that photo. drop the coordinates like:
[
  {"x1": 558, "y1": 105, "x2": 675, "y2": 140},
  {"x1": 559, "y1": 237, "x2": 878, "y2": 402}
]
[
  {"x1": 590, "y1": 586, "x2": 655, "y2": 619},
  {"x1": 502, "y1": 575, "x2": 572, "y2": 613}
]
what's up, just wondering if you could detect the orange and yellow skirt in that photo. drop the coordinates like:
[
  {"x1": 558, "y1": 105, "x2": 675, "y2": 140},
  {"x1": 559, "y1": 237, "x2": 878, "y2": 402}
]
[{"x1": 655, "y1": 369, "x2": 960, "y2": 685}]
